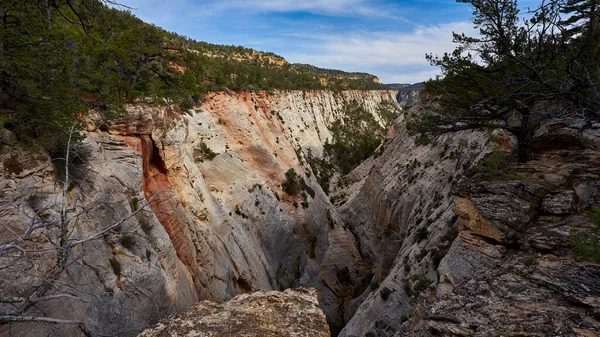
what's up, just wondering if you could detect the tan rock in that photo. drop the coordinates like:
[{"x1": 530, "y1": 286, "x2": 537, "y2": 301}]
[
  {"x1": 453, "y1": 196, "x2": 503, "y2": 242},
  {"x1": 137, "y1": 288, "x2": 330, "y2": 337}
]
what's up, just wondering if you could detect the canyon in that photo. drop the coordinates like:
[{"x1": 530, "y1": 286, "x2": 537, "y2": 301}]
[{"x1": 1, "y1": 88, "x2": 600, "y2": 337}]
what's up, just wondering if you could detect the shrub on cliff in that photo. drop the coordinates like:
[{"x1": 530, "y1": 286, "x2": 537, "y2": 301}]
[
  {"x1": 571, "y1": 207, "x2": 600, "y2": 263},
  {"x1": 282, "y1": 168, "x2": 301, "y2": 195},
  {"x1": 324, "y1": 100, "x2": 385, "y2": 174}
]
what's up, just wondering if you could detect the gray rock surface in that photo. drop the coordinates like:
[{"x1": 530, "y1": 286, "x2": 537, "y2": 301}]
[
  {"x1": 3, "y1": 90, "x2": 600, "y2": 337},
  {"x1": 137, "y1": 287, "x2": 330, "y2": 337},
  {"x1": 0, "y1": 90, "x2": 399, "y2": 336},
  {"x1": 338, "y1": 113, "x2": 600, "y2": 337}
]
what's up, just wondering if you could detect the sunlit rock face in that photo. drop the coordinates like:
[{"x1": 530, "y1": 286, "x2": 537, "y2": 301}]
[
  {"x1": 0, "y1": 90, "x2": 399, "y2": 336},
  {"x1": 4, "y1": 87, "x2": 598, "y2": 337},
  {"x1": 137, "y1": 287, "x2": 330, "y2": 337}
]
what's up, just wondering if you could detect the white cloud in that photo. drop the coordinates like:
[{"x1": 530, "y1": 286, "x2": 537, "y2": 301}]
[
  {"x1": 285, "y1": 21, "x2": 477, "y2": 83},
  {"x1": 113, "y1": 1, "x2": 476, "y2": 83},
  {"x1": 196, "y1": 0, "x2": 403, "y2": 18}
]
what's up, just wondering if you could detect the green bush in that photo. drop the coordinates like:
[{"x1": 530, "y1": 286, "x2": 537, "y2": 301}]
[
  {"x1": 195, "y1": 142, "x2": 218, "y2": 161},
  {"x1": 571, "y1": 207, "x2": 600, "y2": 263},
  {"x1": 590, "y1": 206, "x2": 600, "y2": 226},
  {"x1": 415, "y1": 134, "x2": 432, "y2": 146},
  {"x1": 306, "y1": 155, "x2": 334, "y2": 195},
  {"x1": 282, "y1": 168, "x2": 301, "y2": 195},
  {"x1": 472, "y1": 149, "x2": 513, "y2": 179},
  {"x1": 407, "y1": 273, "x2": 433, "y2": 303},
  {"x1": 377, "y1": 101, "x2": 402, "y2": 126},
  {"x1": 414, "y1": 225, "x2": 429, "y2": 243},
  {"x1": 324, "y1": 101, "x2": 384, "y2": 174},
  {"x1": 179, "y1": 96, "x2": 195, "y2": 111},
  {"x1": 131, "y1": 196, "x2": 140, "y2": 211}
]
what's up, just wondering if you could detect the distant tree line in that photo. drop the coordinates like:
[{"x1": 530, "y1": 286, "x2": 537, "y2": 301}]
[{"x1": 0, "y1": 0, "x2": 386, "y2": 156}]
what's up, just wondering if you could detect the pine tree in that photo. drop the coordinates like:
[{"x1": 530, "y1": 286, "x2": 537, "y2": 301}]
[
  {"x1": 559, "y1": 0, "x2": 599, "y2": 37},
  {"x1": 558, "y1": 0, "x2": 600, "y2": 108},
  {"x1": 421, "y1": 0, "x2": 600, "y2": 162}
]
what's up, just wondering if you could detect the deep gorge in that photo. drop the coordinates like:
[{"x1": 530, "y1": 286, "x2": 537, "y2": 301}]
[{"x1": 2, "y1": 87, "x2": 600, "y2": 337}]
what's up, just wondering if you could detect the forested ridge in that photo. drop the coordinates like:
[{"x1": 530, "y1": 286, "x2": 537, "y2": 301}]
[{"x1": 0, "y1": 0, "x2": 386, "y2": 155}]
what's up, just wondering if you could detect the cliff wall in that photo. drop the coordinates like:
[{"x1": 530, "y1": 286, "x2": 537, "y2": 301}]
[
  {"x1": 3, "y1": 88, "x2": 598, "y2": 337},
  {"x1": 336, "y1": 110, "x2": 600, "y2": 336},
  {"x1": 0, "y1": 90, "x2": 398, "y2": 336}
]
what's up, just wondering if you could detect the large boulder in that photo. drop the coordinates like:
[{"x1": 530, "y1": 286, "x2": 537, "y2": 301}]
[{"x1": 137, "y1": 288, "x2": 330, "y2": 337}]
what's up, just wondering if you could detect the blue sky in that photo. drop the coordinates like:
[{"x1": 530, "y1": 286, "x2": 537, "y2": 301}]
[{"x1": 116, "y1": 0, "x2": 541, "y2": 84}]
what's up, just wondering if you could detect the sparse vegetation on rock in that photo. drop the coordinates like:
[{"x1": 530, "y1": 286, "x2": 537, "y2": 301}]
[
  {"x1": 571, "y1": 207, "x2": 600, "y2": 263},
  {"x1": 324, "y1": 100, "x2": 391, "y2": 174}
]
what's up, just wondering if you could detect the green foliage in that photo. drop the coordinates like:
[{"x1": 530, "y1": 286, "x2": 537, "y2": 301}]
[
  {"x1": 179, "y1": 96, "x2": 195, "y2": 111},
  {"x1": 130, "y1": 196, "x2": 140, "y2": 211},
  {"x1": 571, "y1": 207, "x2": 600, "y2": 263},
  {"x1": 282, "y1": 168, "x2": 301, "y2": 195},
  {"x1": 0, "y1": 0, "x2": 89, "y2": 154},
  {"x1": 415, "y1": 134, "x2": 432, "y2": 146},
  {"x1": 1, "y1": 1, "x2": 387, "y2": 157},
  {"x1": 476, "y1": 149, "x2": 510, "y2": 178},
  {"x1": 559, "y1": 0, "x2": 600, "y2": 39},
  {"x1": 324, "y1": 100, "x2": 385, "y2": 174},
  {"x1": 407, "y1": 273, "x2": 433, "y2": 303},
  {"x1": 301, "y1": 191, "x2": 309, "y2": 209},
  {"x1": 299, "y1": 178, "x2": 315, "y2": 198},
  {"x1": 414, "y1": 225, "x2": 429, "y2": 243},
  {"x1": 306, "y1": 155, "x2": 334, "y2": 195},
  {"x1": 420, "y1": 0, "x2": 600, "y2": 162},
  {"x1": 195, "y1": 142, "x2": 218, "y2": 161},
  {"x1": 590, "y1": 206, "x2": 600, "y2": 226},
  {"x1": 377, "y1": 100, "x2": 403, "y2": 126}
]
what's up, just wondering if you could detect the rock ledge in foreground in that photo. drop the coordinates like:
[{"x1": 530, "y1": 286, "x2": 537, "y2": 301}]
[{"x1": 137, "y1": 287, "x2": 330, "y2": 337}]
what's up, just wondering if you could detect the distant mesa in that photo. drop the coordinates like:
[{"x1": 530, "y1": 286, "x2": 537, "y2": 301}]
[
  {"x1": 384, "y1": 82, "x2": 425, "y2": 105},
  {"x1": 384, "y1": 82, "x2": 425, "y2": 91}
]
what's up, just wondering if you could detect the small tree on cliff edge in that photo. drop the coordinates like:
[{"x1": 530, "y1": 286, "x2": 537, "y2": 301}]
[
  {"x1": 0, "y1": 125, "x2": 159, "y2": 333},
  {"x1": 417, "y1": 0, "x2": 600, "y2": 161}
]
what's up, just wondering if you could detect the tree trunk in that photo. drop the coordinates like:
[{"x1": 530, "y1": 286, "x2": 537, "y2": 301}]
[
  {"x1": 126, "y1": 59, "x2": 143, "y2": 102},
  {"x1": 517, "y1": 113, "x2": 533, "y2": 162}
]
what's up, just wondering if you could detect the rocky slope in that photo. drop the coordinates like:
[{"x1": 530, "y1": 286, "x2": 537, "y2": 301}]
[
  {"x1": 2, "y1": 88, "x2": 599, "y2": 337},
  {"x1": 137, "y1": 287, "x2": 330, "y2": 337},
  {"x1": 0, "y1": 90, "x2": 397, "y2": 336},
  {"x1": 335, "y1": 111, "x2": 600, "y2": 336}
]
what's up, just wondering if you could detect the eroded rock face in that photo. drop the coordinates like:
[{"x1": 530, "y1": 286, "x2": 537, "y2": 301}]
[
  {"x1": 137, "y1": 288, "x2": 330, "y2": 337},
  {"x1": 454, "y1": 181, "x2": 549, "y2": 244},
  {"x1": 335, "y1": 105, "x2": 496, "y2": 337},
  {"x1": 337, "y1": 111, "x2": 600, "y2": 337},
  {"x1": 0, "y1": 90, "x2": 398, "y2": 336},
  {"x1": 3, "y1": 88, "x2": 600, "y2": 337}
]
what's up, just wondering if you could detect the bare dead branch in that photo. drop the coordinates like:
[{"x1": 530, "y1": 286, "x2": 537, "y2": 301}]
[{"x1": 0, "y1": 315, "x2": 83, "y2": 325}]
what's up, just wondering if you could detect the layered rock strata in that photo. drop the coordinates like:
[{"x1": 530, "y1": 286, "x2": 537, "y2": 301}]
[{"x1": 0, "y1": 90, "x2": 397, "y2": 336}]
